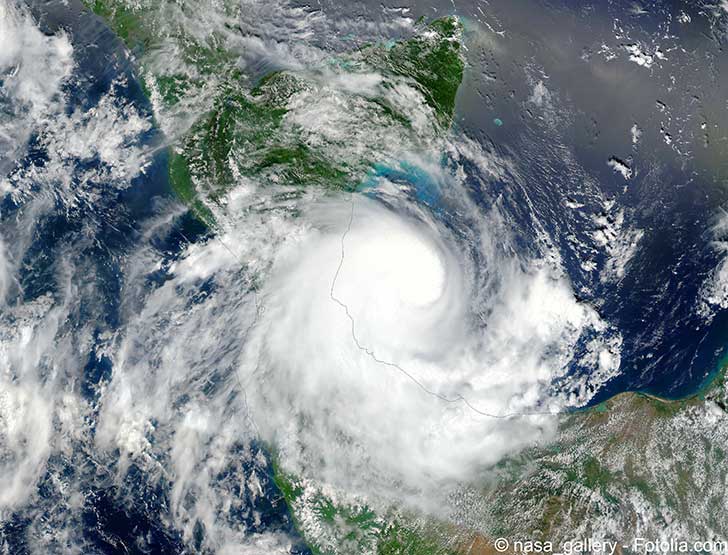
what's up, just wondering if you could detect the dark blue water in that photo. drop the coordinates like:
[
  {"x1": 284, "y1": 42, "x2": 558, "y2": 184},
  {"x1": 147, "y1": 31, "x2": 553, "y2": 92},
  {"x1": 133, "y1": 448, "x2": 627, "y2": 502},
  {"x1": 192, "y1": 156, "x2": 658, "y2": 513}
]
[
  {"x1": 462, "y1": 129, "x2": 728, "y2": 403},
  {"x1": 449, "y1": 0, "x2": 728, "y2": 403}
]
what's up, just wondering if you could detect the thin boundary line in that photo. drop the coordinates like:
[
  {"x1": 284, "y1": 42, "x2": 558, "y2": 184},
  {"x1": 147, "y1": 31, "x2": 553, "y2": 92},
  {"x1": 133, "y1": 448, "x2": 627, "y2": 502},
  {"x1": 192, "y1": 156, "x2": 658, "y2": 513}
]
[{"x1": 329, "y1": 195, "x2": 567, "y2": 419}]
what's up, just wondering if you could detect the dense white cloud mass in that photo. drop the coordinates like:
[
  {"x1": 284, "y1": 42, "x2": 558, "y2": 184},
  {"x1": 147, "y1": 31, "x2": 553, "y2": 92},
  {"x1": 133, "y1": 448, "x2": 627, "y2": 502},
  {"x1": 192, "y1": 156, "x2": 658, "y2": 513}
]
[
  {"x1": 0, "y1": 0, "x2": 73, "y2": 171},
  {"x1": 0, "y1": 1, "x2": 72, "y2": 115},
  {"x1": 239, "y1": 191, "x2": 615, "y2": 505},
  {"x1": 699, "y1": 210, "x2": 728, "y2": 321}
]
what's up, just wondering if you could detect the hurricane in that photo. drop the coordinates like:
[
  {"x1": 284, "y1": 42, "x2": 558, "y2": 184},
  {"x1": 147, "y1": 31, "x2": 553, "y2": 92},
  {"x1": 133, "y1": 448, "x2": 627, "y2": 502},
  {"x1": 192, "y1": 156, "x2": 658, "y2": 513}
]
[{"x1": 5, "y1": 0, "x2": 728, "y2": 553}]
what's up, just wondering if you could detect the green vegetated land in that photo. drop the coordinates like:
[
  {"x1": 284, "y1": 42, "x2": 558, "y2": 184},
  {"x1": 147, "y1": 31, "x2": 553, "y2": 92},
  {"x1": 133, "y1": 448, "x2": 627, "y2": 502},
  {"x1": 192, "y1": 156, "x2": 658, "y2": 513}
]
[
  {"x1": 479, "y1": 365, "x2": 728, "y2": 546},
  {"x1": 85, "y1": 0, "x2": 465, "y2": 225},
  {"x1": 166, "y1": 15, "x2": 464, "y2": 219},
  {"x1": 273, "y1": 463, "x2": 464, "y2": 555}
]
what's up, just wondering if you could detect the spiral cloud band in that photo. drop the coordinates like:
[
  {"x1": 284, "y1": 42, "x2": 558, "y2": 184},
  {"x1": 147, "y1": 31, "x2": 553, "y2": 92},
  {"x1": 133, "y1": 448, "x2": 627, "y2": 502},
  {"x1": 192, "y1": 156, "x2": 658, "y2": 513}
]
[{"x1": 241, "y1": 192, "x2": 616, "y2": 501}]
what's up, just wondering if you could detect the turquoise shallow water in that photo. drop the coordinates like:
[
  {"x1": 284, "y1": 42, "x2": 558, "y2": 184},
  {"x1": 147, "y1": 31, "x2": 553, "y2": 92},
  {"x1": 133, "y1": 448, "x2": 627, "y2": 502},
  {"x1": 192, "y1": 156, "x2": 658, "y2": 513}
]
[{"x1": 359, "y1": 161, "x2": 442, "y2": 207}]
